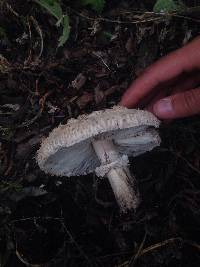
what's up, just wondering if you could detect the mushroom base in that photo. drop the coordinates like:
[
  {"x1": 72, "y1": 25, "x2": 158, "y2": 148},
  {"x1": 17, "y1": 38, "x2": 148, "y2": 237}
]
[{"x1": 92, "y1": 139, "x2": 140, "y2": 212}]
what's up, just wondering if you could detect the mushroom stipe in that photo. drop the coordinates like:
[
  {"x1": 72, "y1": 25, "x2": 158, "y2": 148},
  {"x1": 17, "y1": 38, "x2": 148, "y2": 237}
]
[{"x1": 36, "y1": 105, "x2": 161, "y2": 213}]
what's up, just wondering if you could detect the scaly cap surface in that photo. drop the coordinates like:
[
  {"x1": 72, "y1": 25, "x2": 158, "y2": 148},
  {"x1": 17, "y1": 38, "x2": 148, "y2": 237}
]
[{"x1": 36, "y1": 106, "x2": 161, "y2": 176}]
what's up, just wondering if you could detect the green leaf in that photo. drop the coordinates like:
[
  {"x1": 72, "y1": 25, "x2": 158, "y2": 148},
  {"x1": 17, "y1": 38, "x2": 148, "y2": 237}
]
[
  {"x1": 80, "y1": 0, "x2": 105, "y2": 13},
  {"x1": 153, "y1": 0, "x2": 186, "y2": 13},
  {"x1": 35, "y1": 0, "x2": 70, "y2": 47},
  {"x1": 58, "y1": 15, "x2": 70, "y2": 47},
  {"x1": 0, "y1": 27, "x2": 6, "y2": 38},
  {"x1": 35, "y1": 0, "x2": 62, "y2": 20}
]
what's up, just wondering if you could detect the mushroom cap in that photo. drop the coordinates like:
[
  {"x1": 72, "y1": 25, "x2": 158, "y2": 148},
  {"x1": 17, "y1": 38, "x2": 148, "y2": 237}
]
[{"x1": 36, "y1": 106, "x2": 161, "y2": 177}]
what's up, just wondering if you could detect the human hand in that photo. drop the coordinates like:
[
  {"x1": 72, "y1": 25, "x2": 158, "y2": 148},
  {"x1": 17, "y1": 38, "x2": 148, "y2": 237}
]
[{"x1": 120, "y1": 36, "x2": 200, "y2": 120}]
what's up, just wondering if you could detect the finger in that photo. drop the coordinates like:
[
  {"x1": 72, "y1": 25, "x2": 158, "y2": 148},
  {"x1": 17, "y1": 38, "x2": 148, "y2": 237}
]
[
  {"x1": 145, "y1": 90, "x2": 167, "y2": 113},
  {"x1": 169, "y1": 71, "x2": 200, "y2": 94},
  {"x1": 136, "y1": 74, "x2": 186, "y2": 109},
  {"x1": 120, "y1": 36, "x2": 200, "y2": 108},
  {"x1": 153, "y1": 87, "x2": 200, "y2": 119},
  {"x1": 147, "y1": 71, "x2": 200, "y2": 112}
]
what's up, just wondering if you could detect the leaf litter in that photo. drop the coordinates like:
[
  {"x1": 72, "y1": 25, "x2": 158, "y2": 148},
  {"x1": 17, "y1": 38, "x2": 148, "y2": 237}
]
[{"x1": 0, "y1": 0, "x2": 200, "y2": 266}]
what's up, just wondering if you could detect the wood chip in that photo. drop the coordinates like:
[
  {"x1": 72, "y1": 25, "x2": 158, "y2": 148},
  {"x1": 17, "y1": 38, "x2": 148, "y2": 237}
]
[
  {"x1": 76, "y1": 92, "x2": 93, "y2": 110},
  {"x1": 94, "y1": 85, "x2": 105, "y2": 104},
  {"x1": 125, "y1": 37, "x2": 135, "y2": 53},
  {"x1": 71, "y1": 73, "x2": 87, "y2": 90}
]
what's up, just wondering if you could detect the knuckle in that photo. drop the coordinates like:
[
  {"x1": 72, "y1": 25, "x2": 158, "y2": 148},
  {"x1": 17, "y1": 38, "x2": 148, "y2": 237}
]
[{"x1": 183, "y1": 89, "x2": 200, "y2": 113}]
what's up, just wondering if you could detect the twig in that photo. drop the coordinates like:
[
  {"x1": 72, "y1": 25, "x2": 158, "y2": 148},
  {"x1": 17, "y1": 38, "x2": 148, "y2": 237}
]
[
  {"x1": 4, "y1": 159, "x2": 13, "y2": 176},
  {"x1": 128, "y1": 231, "x2": 147, "y2": 266},
  {"x1": 17, "y1": 91, "x2": 53, "y2": 129},
  {"x1": 30, "y1": 16, "x2": 44, "y2": 60},
  {"x1": 70, "y1": 9, "x2": 164, "y2": 24},
  {"x1": 15, "y1": 248, "x2": 41, "y2": 267},
  {"x1": 12, "y1": 215, "x2": 94, "y2": 266},
  {"x1": 26, "y1": 18, "x2": 33, "y2": 64},
  {"x1": 185, "y1": 240, "x2": 200, "y2": 251},
  {"x1": 11, "y1": 216, "x2": 63, "y2": 224},
  {"x1": 139, "y1": 237, "x2": 182, "y2": 256},
  {"x1": 13, "y1": 218, "x2": 94, "y2": 267},
  {"x1": 92, "y1": 51, "x2": 111, "y2": 71},
  {"x1": 159, "y1": 148, "x2": 200, "y2": 176},
  {"x1": 118, "y1": 237, "x2": 182, "y2": 267},
  {"x1": 5, "y1": 3, "x2": 20, "y2": 17},
  {"x1": 170, "y1": 13, "x2": 200, "y2": 23},
  {"x1": 70, "y1": 8, "x2": 200, "y2": 25},
  {"x1": 61, "y1": 222, "x2": 95, "y2": 267}
]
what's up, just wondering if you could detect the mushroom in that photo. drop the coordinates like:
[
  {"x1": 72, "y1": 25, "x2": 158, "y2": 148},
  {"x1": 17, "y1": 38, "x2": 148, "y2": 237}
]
[{"x1": 36, "y1": 106, "x2": 161, "y2": 212}]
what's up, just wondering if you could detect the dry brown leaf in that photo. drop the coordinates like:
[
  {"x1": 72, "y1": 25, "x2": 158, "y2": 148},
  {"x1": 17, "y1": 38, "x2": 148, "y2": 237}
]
[
  {"x1": 105, "y1": 85, "x2": 118, "y2": 96},
  {"x1": 94, "y1": 85, "x2": 105, "y2": 104},
  {"x1": 71, "y1": 73, "x2": 87, "y2": 90},
  {"x1": 125, "y1": 37, "x2": 135, "y2": 53},
  {"x1": 76, "y1": 92, "x2": 93, "y2": 110}
]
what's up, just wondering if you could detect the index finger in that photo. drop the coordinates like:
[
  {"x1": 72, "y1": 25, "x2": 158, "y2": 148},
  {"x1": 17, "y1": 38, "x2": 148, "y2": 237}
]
[{"x1": 120, "y1": 36, "x2": 200, "y2": 108}]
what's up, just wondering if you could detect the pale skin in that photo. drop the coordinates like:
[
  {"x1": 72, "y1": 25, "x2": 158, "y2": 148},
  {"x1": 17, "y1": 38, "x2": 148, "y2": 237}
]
[{"x1": 120, "y1": 36, "x2": 200, "y2": 120}]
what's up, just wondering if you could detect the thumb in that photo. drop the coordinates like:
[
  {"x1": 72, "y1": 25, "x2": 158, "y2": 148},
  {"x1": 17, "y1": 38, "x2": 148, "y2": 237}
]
[{"x1": 153, "y1": 88, "x2": 200, "y2": 119}]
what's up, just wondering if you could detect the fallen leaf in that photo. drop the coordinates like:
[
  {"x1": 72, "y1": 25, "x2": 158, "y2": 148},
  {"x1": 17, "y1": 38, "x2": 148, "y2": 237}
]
[
  {"x1": 105, "y1": 85, "x2": 118, "y2": 96},
  {"x1": 64, "y1": 48, "x2": 88, "y2": 59},
  {"x1": 10, "y1": 187, "x2": 47, "y2": 202},
  {"x1": 125, "y1": 37, "x2": 135, "y2": 53},
  {"x1": 2, "y1": 103, "x2": 20, "y2": 111},
  {"x1": 71, "y1": 73, "x2": 87, "y2": 90},
  {"x1": 94, "y1": 85, "x2": 104, "y2": 104},
  {"x1": 16, "y1": 135, "x2": 43, "y2": 160},
  {"x1": 46, "y1": 101, "x2": 59, "y2": 114},
  {"x1": 76, "y1": 92, "x2": 93, "y2": 109}
]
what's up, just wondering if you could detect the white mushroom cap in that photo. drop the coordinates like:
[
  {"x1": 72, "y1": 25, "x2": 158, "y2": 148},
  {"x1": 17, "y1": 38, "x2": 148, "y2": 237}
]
[{"x1": 36, "y1": 106, "x2": 161, "y2": 177}]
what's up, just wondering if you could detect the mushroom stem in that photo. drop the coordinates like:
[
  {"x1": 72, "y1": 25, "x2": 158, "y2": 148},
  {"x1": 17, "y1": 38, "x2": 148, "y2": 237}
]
[{"x1": 92, "y1": 139, "x2": 140, "y2": 212}]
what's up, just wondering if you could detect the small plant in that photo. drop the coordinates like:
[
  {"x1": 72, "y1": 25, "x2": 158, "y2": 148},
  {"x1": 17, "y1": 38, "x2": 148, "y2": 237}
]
[
  {"x1": 35, "y1": 0, "x2": 70, "y2": 47},
  {"x1": 153, "y1": 0, "x2": 186, "y2": 13},
  {"x1": 0, "y1": 55, "x2": 11, "y2": 74},
  {"x1": 0, "y1": 181, "x2": 23, "y2": 194},
  {"x1": 0, "y1": 26, "x2": 6, "y2": 38},
  {"x1": 80, "y1": 0, "x2": 105, "y2": 13},
  {"x1": 35, "y1": 0, "x2": 106, "y2": 47}
]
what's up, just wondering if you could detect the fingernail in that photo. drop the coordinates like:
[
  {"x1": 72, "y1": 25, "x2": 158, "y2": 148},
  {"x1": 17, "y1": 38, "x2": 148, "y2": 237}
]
[{"x1": 153, "y1": 98, "x2": 173, "y2": 115}]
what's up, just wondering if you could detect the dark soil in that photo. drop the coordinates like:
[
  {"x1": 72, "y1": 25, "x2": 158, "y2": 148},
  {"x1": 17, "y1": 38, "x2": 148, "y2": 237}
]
[{"x1": 0, "y1": 1, "x2": 200, "y2": 266}]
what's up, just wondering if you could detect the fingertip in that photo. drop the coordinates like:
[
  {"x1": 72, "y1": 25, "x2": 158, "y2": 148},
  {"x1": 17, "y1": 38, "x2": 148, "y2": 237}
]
[
  {"x1": 143, "y1": 102, "x2": 153, "y2": 112},
  {"x1": 118, "y1": 96, "x2": 133, "y2": 108},
  {"x1": 118, "y1": 97, "x2": 126, "y2": 106},
  {"x1": 153, "y1": 98, "x2": 175, "y2": 119}
]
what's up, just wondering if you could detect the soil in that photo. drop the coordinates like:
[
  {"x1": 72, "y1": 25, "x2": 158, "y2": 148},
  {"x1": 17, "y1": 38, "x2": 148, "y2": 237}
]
[{"x1": 0, "y1": 1, "x2": 200, "y2": 266}]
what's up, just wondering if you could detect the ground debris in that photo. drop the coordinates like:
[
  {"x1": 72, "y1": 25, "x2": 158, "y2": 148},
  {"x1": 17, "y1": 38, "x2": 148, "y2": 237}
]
[
  {"x1": 0, "y1": 0, "x2": 200, "y2": 266},
  {"x1": 76, "y1": 91, "x2": 94, "y2": 110},
  {"x1": 71, "y1": 73, "x2": 87, "y2": 90}
]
